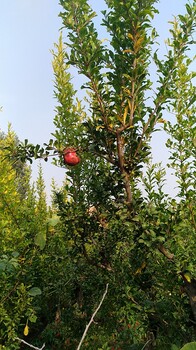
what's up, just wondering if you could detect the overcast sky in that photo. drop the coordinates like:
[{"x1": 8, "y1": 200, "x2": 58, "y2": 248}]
[{"x1": 0, "y1": 0, "x2": 193, "y2": 201}]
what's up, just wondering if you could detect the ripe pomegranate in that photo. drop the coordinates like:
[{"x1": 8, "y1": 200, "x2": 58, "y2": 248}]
[{"x1": 63, "y1": 148, "x2": 80, "y2": 166}]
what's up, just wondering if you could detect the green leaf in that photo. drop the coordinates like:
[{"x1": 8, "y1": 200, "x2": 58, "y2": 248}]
[
  {"x1": 0, "y1": 261, "x2": 7, "y2": 271},
  {"x1": 34, "y1": 231, "x2": 46, "y2": 250},
  {"x1": 29, "y1": 314, "x2": 37, "y2": 323},
  {"x1": 47, "y1": 215, "x2": 60, "y2": 227},
  {"x1": 171, "y1": 345, "x2": 180, "y2": 350},
  {"x1": 12, "y1": 251, "x2": 19, "y2": 258},
  {"x1": 180, "y1": 343, "x2": 196, "y2": 350},
  {"x1": 28, "y1": 287, "x2": 42, "y2": 297}
]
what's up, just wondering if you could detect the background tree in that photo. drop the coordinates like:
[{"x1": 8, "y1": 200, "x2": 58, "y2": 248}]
[{"x1": 0, "y1": 130, "x2": 48, "y2": 349}]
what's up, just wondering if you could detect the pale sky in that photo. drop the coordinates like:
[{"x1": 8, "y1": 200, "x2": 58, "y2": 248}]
[{"x1": 0, "y1": 0, "x2": 193, "y2": 201}]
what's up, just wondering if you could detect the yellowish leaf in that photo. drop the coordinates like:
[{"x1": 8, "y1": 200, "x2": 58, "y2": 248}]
[
  {"x1": 123, "y1": 105, "x2": 129, "y2": 124},
  {"x1": 128, "y1": 99, "x2": 132, "y2": 112},
  {"x1": 158, "y1": 118, "x2": 167, "y2": 124},
  {"x1": 133, "y1": 37, "x2": 145, "y2": 53},
  {"x1": 184, "y1": 272, "x2": 191, "y2": 283},
  {"x1": 96, "y1": 125, "x2": 104, "y2": 131},
  {"x1": 24, "y1": 324, "x2": 29, "y2": 336},
  {"x1": 127, "y1": 125, "x2": 134, "y2": 129},
  {"x1": 127, "y1": 33, "x2": 133, "y2": 40},
  {"x1": 108, "y1": 123, "x2": 113, "y2": 129},
  {"x1": 123, "y1": 49, "x2": 134, "y2": 54},
  {"x1": 134, "y1": 262, "x2": 147, "y2": 275},
  {"x1": 117, "y1": 115, "x2": 123, "y2": 123}
]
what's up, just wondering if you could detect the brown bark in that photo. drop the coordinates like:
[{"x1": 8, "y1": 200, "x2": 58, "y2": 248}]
[
  {"x1": 116, "y1": 130, "x2": 133, "y2": 205},
  {"x1": 158, "y1": 244, "x2": 174, "y2": 260},
  {"x1": 181, "y1": 274, "x2": 196, "y2": 322}
]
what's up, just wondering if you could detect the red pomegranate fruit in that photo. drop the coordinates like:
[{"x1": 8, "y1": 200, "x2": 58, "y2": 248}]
[{"x1": 63, "y1": 148, "x2": 80, "y2": 166}]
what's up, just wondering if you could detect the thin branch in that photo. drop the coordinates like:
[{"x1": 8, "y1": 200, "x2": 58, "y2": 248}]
[
  {"x1": 116, "y1": 131, "x2": 132, "y2": 205},
  {"x1": 141, "y1": 339, "x2": 151, "y2": 350},
  {"x1": 158, "y1": 244, "x2": 174, "y2": 260},
  {"x1": 15, "y1": 338, "x2": 45, "y2": 350},
  {"x1": 0, "y1": 281, "x2": 19, "y2": 304},
  {"x1": 76, "y1": 283, "x2": 109, "y2": 350}
]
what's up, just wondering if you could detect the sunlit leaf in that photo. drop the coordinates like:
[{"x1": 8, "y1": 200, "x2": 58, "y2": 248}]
[
  {"x1": 28, "y1": 287, "x2": 42, "y2": 297},
  {"x1": 34, "y1": 231, "x2": 46, "y2": 250}
]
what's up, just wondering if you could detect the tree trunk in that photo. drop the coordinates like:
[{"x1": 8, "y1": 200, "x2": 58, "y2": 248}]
[{"x1": 183, "y1": 278, "x2": 196, "y2": 322}]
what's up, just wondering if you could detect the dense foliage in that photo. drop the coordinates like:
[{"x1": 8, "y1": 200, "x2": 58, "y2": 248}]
[{"x1": 1, "y1": 0, "x2": 196, "y2": 349}]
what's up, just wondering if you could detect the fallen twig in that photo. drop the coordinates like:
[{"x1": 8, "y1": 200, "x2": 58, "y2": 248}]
[{"x1": 76, "y1": 283, "x2": 109, "y2": 350}]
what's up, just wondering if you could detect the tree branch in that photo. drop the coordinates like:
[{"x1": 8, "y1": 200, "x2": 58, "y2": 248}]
[
  {"x1": 15, "y1": 338, "x2": 45, "y2": 350},
  {"x1": 116, "y1": 131, "x2": 132, "y2": 205},
  {"x1": 158, "y1": 244, "x2": 174, "y2": 260},
  {"x1": 76, "y1": 283, "x2": 109, "y2": 350}
]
